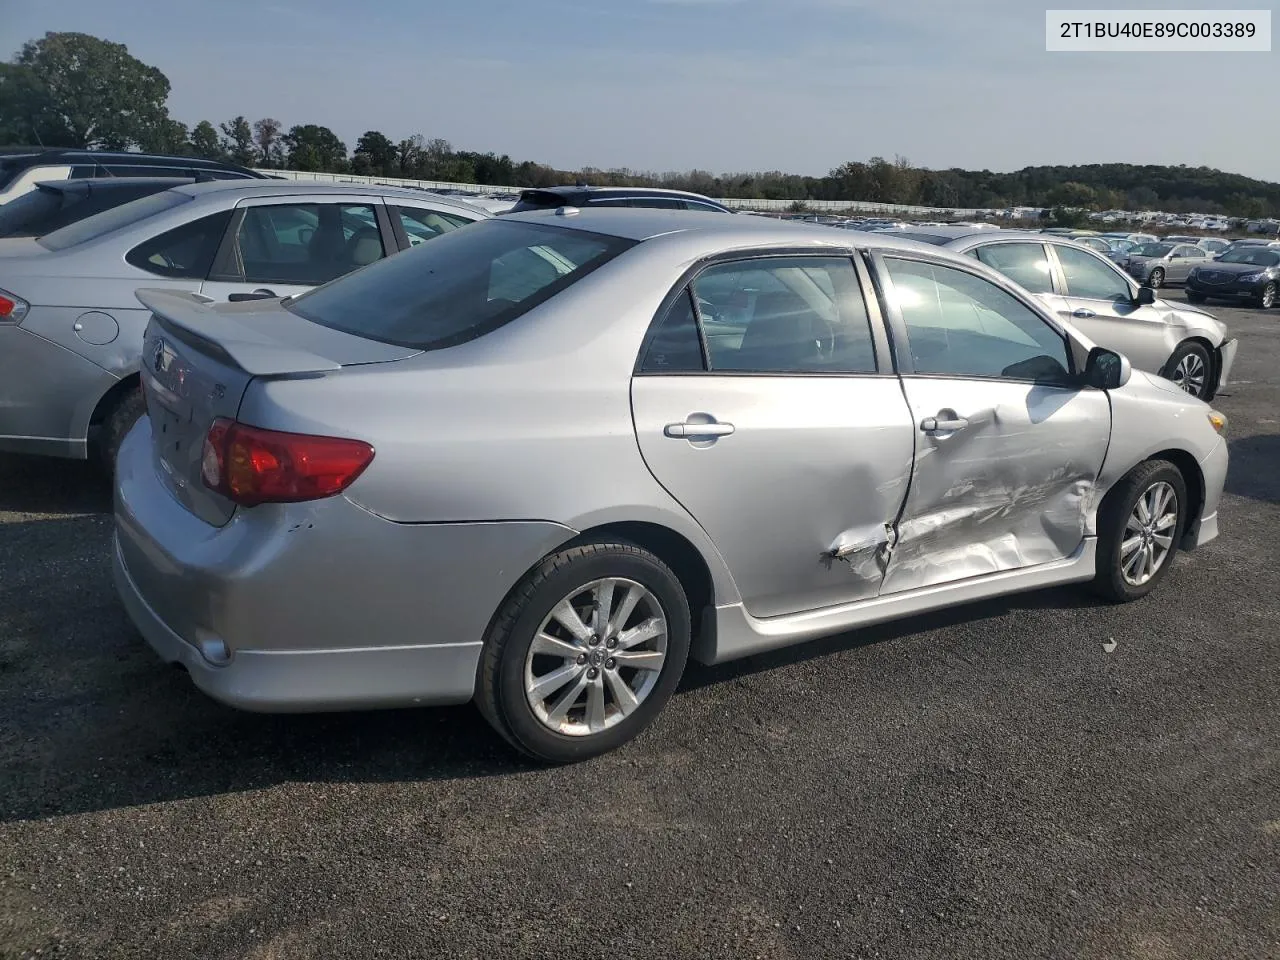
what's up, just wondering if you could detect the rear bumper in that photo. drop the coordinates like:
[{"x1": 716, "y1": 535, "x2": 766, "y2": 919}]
[
  {"x1": 112, "y1": 418, "x2": 577, "y2": 713},
  {"x1": 0, "y1": 324, "x2": 116, "y2": 459}
]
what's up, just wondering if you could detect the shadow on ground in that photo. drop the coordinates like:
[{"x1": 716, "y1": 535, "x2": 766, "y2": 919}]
[
  {"x1": 0, "y1": 453, "x2": 111, "y2": 516},
  {"x1": 1226, "y1": 434, "x2": 1280, "y2": 504}
]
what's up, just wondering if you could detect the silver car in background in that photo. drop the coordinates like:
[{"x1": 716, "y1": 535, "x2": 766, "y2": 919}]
[
  {"x1": 890, "y1": 227, "x2": 1236, "y2": 400},
  {"x1": 1125, "y1": 242, "x2": 1215, "y2": 288},
  {"x1": 0, "y1": 181, "x2": 488, "y2": 465},
  {"x1": 113, "y1": 210, "x2": 1229, "y2": 763}
]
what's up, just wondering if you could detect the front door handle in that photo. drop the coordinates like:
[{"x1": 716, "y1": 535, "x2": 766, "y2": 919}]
[
  {"x1": 227, "y1": 288, "x2": 278, "y2": 302},
  {"x1": 665, "y1": 420, "x2": 735, "y2": 439},
  {"x1": 1072, "y1": 308, "x2": 1097, "y2": 319},
  {"x1": 920, "y1": 415, "x2": 969, "y2": 433}
]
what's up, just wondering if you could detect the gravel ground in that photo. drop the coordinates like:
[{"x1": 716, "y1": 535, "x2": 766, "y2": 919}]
[{"x1": 1, "y1": 295, "x2": 1277, "y2": 960}]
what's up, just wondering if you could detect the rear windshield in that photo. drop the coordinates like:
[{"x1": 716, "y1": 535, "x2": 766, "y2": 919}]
[
  {"x1": 511, "y1": 190, "x2": 576, "y2": 212},
  {"x1": 0, "y1": 186, "x2": 64, "y2": 238},
  {"x1": 0, "y1": 155, "x2": 37, "y2": 191},
  {"x1": 38, "y1": 189, "x2": 190, "y2": 251},
  {"x1": 891, "y1": 232, "x2": 951, "y2": 246},
  {"x1": 285, "y1": 219, "x2": 635, "y2": 350}
]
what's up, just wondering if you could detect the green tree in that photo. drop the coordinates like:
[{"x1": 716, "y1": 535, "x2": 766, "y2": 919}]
[
  {"x1": 190, "y1": 120, "x2": 224, "y2": 160},
  {"x1": 353, "y1": 130, "x2": 397, "y2": 176},
  {"x1": 2, "y1": 32, "x2": 171, "y2": 148},
  {"x1": 139, "y1": 118, "x2": 189, "y2": 154},
  {"x1": 283, "y1": 123, "x2": 347, "y2": 172},
  {"x1": 253, "y1": 117, "x2": 283, "y2": 168},
  {"x1": 219, "y1": 116, "x2": 256, "y2": 166}
]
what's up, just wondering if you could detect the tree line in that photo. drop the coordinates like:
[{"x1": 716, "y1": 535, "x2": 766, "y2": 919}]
[{"x1": 3, "y1": 32, "x2": 1278, "y2": 218}]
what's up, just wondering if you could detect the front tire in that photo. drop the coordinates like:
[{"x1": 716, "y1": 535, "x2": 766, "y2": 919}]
[
  {"x1": 1164, "y1": 341, "x2": 1213, "y2": 399},
  {"x1": 1148, "y1": 267, "x2": 1165, "y2": 289},
  {"x1": 1256, "y1": 280, "x2": 1277, "y2": 309},
  {"x1": 1091, "y1": 461, "x2": 1187, "y2": 603},
  {"x1": 475, "y1": 540, "x2": 691, "y2": 763}
]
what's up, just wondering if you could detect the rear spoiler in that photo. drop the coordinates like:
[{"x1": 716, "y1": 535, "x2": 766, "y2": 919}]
[{"x1": 134, "y1": 288, "x2": 341, "y2": 377}]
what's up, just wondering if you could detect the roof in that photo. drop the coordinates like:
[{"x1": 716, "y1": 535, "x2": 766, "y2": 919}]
[
  {"x1": 497, "y1": 207, "x2": 988, "y2": 262},
  {"x1": 173, "y1": 179, "x2": 492, "y2": 215},
  {"x1": 0, "y1": 149, "x2": 261, "y2": 175},
  {"x1": 526, "y1": 185, "x2": 722, "y2": 200}
]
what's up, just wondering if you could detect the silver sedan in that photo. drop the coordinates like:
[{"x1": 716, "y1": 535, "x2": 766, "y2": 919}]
[
  {"x1": 888, "y1": 227, "x2": 1236, "y2": 401},
  {"x1": 114, "y1": 210, "x2": 1230, "y2": 762},
  {"x1": 0, "y1": 181, "x2": 488, "y2": 466}
]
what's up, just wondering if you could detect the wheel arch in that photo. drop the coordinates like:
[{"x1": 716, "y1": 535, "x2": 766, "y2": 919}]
[
  {"x1": 90, "y1": 371, "x2": 141, "y2": 428},
  {"x1": 1103, "y1": 449, "x2": 1205, "y2": 535},
  {"x1": 1163, "y1": 336, "x2": 1218, "y2": 400}
]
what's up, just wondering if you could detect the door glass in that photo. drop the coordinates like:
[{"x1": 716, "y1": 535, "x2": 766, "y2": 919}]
[
  {"x1": 394, "y1": 205, "x2": 473, "y2": 246},
  {"x1": 640, "y1": 290, "x2": 705, "y2": 373},
  {"x1": 973, "y1": 242, "x2": 1055, "y2": 294},
  {"x1": 690, "y1": 257, "x2": 877, "y2": 373},
  {"x1": 883, "y1": 258, "x2": 1072, "y2": 383},
  {"x1": 125, "y1": 211, "x2": 233, "y2": 279},
  {"x1": 1053, "y1": 244, "x2": 1132, "y2": 301},
  {"x1": 230, "y1": 203, "x2": 385, "y2": 285}
]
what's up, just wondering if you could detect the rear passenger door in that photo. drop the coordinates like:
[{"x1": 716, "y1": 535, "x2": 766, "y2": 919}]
[
  {"x1": 199, "y1": 195, "x2": 396, "y2": 302},
  {"x1": 631, "y1": 253, "x2": 916, "y2": 618}
]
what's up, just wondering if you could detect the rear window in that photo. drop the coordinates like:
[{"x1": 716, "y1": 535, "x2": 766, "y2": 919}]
[
  {"x1": 511, "y1": 190, "x2": 576, "y2": 212},
  {"x1": 285, "y1": 219, "x2": 635, "y2": 350},
  {"x1": 0, "y1": 186, "x2": 65, "y2": 238},
  {"x1": 38, "y1": 190, "x2": 190, "y2": 251}
]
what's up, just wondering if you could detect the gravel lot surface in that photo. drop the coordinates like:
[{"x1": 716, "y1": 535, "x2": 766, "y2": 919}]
[{"x1": 1, "y1": 295, "x2": 1277, "y2": 959}]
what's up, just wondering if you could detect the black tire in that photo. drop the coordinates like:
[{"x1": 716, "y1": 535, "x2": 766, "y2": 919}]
[
  {"x1": 1185, "y1": 290, "x2": 1207, "y2": 304},
  {"x1": 1256, "y1": 280, "x2": 1277, "y2": 309},
  {"x1": 1148, "y1": 267, "x2": 1165, "y2": 289},
  {"x1": 475, "y1": 539, "x2": 691, "y2": 763},
  {"x1": 1163, "y1": 340, "x2": 1213, "y2": 400},
  {"x1": 1091, "y1": 460, "x2": 1187, "y2": 604},
  {"x1": 95, "y1": 384, "x2": 145, "y2": 475}
]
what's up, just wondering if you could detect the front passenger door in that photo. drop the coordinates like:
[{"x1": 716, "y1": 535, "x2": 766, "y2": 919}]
[
  {"x1": 200, "y1": 197, "x2": 394, "y2": 302},
  {"x1": 872, "y1": 254, "x2": 1111, "y2": 595}
]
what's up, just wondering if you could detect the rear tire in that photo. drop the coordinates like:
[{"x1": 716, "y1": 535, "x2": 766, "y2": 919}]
[
  {"x1": 1164, "y1": 341, "x2": 1213, "y2": 399},
  {"x1": 1148, "y1": 268, "x2": 1165, "y2": 289},
  {"x1": 95, "y1": 385, "x2": 145, "y2": 476},
  {"x1": 1091, "y1": 461, "x2": 1187, "y2": 604},
  {"x1": 1256, "y1": 281, "x2": 1277, "y2": 309},
  {"x1": 475, "y1": 539, "x2": 691, "y2": 763},
  {"x1": 1185, "y1": 290, "x2": 1206, "y2": 304}
]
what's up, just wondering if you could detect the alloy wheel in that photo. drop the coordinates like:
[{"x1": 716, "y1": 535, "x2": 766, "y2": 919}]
[
  {"x1": 1262, "y1": 282, "x2": 1276, "y2": 309},
  {"x1": 1120, "y1": 481, "x2": 1178, "y2": 587},
  {"x1": 1171, "y1": 352, "x2": 1207, "y2": 397},
  {"x1": 523, "y1": 577, "x2": 668, "y2": 736},
  {"x1": 1149, "y1": 268, "x2": 1164, "y2": 288}
]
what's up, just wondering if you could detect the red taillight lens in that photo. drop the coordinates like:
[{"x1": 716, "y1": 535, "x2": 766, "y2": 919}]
[
  {"x1": 200, "y1": 418, "x2": 375, "y2": 507},
  {"x1": 0, "y1": 287, "x2": 30, "y2": 324}
]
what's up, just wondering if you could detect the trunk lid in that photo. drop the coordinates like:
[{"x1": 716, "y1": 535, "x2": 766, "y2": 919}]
[{"x1": 136, "y1": 288, "x2": 418, "y2": 526}]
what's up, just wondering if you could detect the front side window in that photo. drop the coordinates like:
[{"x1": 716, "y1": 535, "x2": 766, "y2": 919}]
[
  {"x1": 973, "y1": 242, "x2": 1055, "y2": 294},
  {"x1": 689, "y1": 257, "x2": 877, "y2": 374},
  {"x1": 226, "y1": 203, "x2": 385, "y2": 284},
  {"x1": 285, "y1": 219, "x2": 634, "y2": 350},
  {"x1": 1053, "y1": 243, "x2": 1132, "y2": 301},
  {"x1": 125, "y1": 211, "x2": 232, "y2": 279},
  {"x1": 883, "y1": 257, "x2": 1072, "y2": 383}
]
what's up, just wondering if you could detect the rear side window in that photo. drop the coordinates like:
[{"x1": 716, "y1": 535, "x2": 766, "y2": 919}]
[
  {"x1": 394, "y1": 205, "x2": 474, "y2": 246},
  {"x1": 285, "y1": 219, "x2": 634, "y2": 350},
  {"x1": 126, "y1": 211, "x2": 232, "y2": 279},
  {"x1": 973, "y1": 242, "x2": 1055, "y2": 294},
  {"x1": 39, "y1": 190, "x2": 191, "y2": 251}
]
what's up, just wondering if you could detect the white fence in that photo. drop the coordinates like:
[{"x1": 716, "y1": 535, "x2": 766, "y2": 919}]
[{"x1": 253, "y1": 168, "x2": 993, "y2": 217}]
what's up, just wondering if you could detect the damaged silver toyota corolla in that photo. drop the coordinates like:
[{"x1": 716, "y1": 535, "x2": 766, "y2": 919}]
[{"x1": 113, "y1": 209, "x2": 1230, "y2": 763}]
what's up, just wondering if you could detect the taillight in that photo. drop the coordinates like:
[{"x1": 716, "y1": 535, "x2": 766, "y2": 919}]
[
  {"x1": 0, "y1": 287, "x2": 30, "y2": 324},
  {"x1": 200, "y1": 418, "x2": 375, "y2": 507}
]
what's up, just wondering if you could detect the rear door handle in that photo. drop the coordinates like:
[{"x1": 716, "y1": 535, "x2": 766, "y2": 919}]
[
  {"x1": 920, "y1": 416, "x2": 969, "y2": 433},
  {"x1": 1072, "y1": 308, "x2": 1097, "y2": 319},
  {"x1": 665, "y1": 420, "x2": 735, "y2": 439}
]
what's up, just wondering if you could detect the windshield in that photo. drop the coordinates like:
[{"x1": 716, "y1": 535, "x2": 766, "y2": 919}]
[
  {"x1": 38, "y1": 189, "x2": 189, "y2": 251},
  {"x1": 1218, "y1": 249, "x2": 1280, "y2": 267},
  {"x1": 1130, "y1": 243, "x2": 1173, "y2": 257},
  {"x1": 0, "y1": 186, "x2": 64, "y2": 237},
  {"x1": 285, "y1": 219, "x2": 635, "y2": 350}
]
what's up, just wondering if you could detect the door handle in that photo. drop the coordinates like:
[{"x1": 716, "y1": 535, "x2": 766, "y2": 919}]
[
  {"x1": 920, "y1": 415, "x2": 969, "y2": 433},
  {"x1": 227, "y1": 288, "x2": 278, "y2": 302},
  {"x1": 665, "y1": 420, "x2": 735, "y2": 439},
  {"x1": 1072, "y1": 308, "x2": 1097, "y2": 319}
]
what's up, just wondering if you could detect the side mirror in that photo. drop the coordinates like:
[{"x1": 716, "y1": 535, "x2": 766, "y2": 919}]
[
  {"x1": 1083, "y1": 346, "x2": 1131, "y2": 390},
  {"x1": 1134, "y1": 285, "x2": 1156, "y2": 305}
]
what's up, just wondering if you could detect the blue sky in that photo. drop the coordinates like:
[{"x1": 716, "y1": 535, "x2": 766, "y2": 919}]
[{"x1": 3, "y1": 0, "x2": 1278, "y2": 182}]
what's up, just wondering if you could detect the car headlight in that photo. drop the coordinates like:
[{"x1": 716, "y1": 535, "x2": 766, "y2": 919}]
[
  {"x1": 1207, "y1": 410, "x2": 1228, "y2": 434},
  {"x1": 1238, "y1": 272, "x2": 1265, "y2": 283}
]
